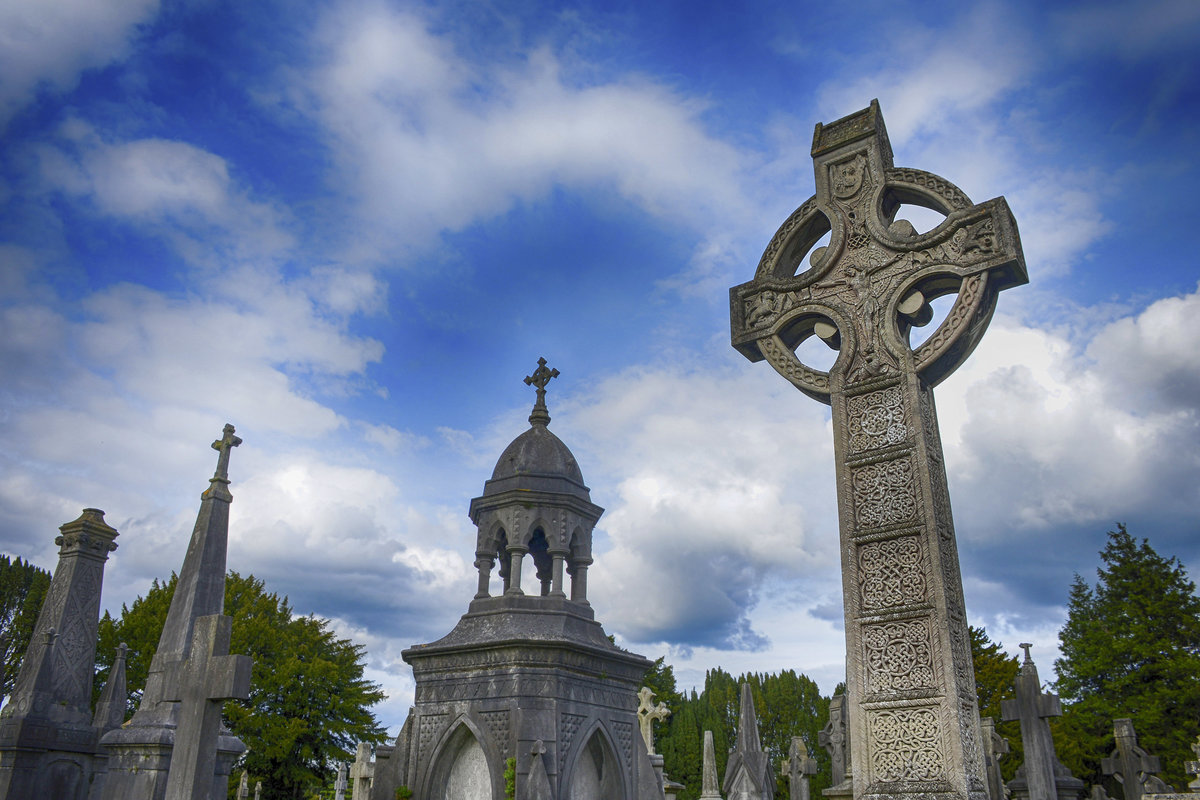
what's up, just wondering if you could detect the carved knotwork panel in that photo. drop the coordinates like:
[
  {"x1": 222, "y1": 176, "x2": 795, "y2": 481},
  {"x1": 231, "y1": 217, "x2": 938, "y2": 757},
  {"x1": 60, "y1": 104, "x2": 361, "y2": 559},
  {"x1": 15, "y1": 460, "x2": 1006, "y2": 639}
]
[
  {"x1": 863, "y1": 619, "x2": 936, "y2": 694},
  {"x1": 959, "y1": 702, "x2": 987, "y2": 792},
  {"x1": 848, "y1": 386, "x2": 908, "y2": 454},
  {"x1": 859, "y1": 536, "x2": 927, "y2": 610},
  {"x1": 851, "y1": 456, "x2": 918, "y2": 530},
  {"x1": 868, "y1": 707, "x2": 945, "y2": 783}
]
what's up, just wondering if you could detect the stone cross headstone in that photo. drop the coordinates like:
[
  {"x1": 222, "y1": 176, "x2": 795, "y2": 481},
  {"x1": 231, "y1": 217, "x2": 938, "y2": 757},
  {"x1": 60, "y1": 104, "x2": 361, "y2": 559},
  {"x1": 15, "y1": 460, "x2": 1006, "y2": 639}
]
[
  {"x1": 1102, "y1": 719, "x2": 1172, "y2": 800},
  {"x1": 783, "y1": 736, "x2": 819, "y2": 800},
  {"x1": 699, "y1": 729, "x2": 723, "y2": 800},
  {"x1": 1001, "y1": 644, "x2": 1083, "y2": 800},
  {"x1": 255, "y1": 780, "x2": 262, "y2": 800},
  {"x1": 637, "y1": 686, "x2": 671, "y2": 755},
  {"x1": 731, "y1": 100, "x2": 1028, "y2": 800},
  {"x1": 350, "y1": 741, "x2": 374, "y2": 800},
  {"x1": 819, "y1": 693, "x2": 851, "y2": 795},
  {"x1": 981, "y1": 716, "x2": 1011, "y2": 800},
  {"x1": 162, "y1": 613, "x2": 252, "y2": 800},
  {"x1": 1186, "y1": 735, "x2": 1200, "y2": 793},
  {"x1": 236, "y1": 769, "x2": 250, "y2": 800}
]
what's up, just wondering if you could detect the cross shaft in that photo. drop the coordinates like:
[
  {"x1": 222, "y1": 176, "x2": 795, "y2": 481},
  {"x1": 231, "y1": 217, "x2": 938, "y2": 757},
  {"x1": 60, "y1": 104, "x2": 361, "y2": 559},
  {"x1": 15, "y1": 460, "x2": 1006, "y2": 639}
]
[{"x1": 731, "y1": 101, "x2": 1027, "y2": 800}]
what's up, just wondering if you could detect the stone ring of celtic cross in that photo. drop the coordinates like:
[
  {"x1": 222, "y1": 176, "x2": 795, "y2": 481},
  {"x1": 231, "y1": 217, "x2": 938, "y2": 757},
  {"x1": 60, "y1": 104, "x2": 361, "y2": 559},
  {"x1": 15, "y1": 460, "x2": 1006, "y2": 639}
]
[{"x1": 732, "y1": 163, "x2": 1019, "y2": 403}]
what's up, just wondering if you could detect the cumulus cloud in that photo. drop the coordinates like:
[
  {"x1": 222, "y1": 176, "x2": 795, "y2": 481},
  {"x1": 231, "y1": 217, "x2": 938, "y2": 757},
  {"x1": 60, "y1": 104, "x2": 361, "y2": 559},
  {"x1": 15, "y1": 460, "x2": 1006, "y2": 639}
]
[
  {"x1": 0, "y1": 0, "x2": 160, "y2": 126},
  {"x1": 306, "y1": 5, "x2": 751, "y2": 261}
]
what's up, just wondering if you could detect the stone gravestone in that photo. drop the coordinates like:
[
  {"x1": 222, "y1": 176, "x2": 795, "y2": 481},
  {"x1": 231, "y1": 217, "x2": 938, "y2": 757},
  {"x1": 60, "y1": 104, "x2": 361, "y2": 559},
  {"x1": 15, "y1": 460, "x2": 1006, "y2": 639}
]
[
  {"x1": 819, "y1": 692, "x2": 851, "y2": 797},
  {"x1": 723, "y1": 683, "x2": 774, "y2": 800},
  {"x1": 783, "y1": 736, "x2": 819, "y2": 800},
  {"x1": 699, "y1": 730, "x2": 724, "y2": 800},
  {"x1": 350, "y1": 742, "x2": 374, "y2": 800},
  {"x1": 0, "y1": 508, "x2": 120, "y2": 800},
  {"x1": 731, "y1": 100, "x2": 1028, "y2": 800},
  {"x1": 162, "y1": 613, "x2": 252, "y2": 800},
  {"x1": 334, "y1": 761, "x2": 348, "y2": 800},
  {"x1": 1187, "y1": 736, "x2": 1200, "y2": 793},
  {"x1": 255, "y1": 780, "x2": 262, "y2": 800},
  {"x1": 236, "y1": 770, "x2": 249, "y2": 800},
  {"x1": 101, "y1": 424, "x2": 249, "y2": 800},
  {"x1": 1000, "y1": 644, "x2": 1083, "y2": 800},
  {"x1": 1102, "y1": 719, "x2": 1172, "y2": 800},
  {"x1": 638, "y1": 687, "x2": 671, "y2": 755},
  {"x1": 980, "y1": 717, "x2": 1011, "y2": 800}
]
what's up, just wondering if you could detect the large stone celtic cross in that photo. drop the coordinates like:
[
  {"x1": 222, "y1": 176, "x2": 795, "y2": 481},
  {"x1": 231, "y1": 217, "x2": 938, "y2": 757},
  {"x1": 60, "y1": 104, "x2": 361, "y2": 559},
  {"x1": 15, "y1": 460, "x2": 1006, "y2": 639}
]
[{"x1": 731, "y1": 101, "x2": 1026, "y2": 800}]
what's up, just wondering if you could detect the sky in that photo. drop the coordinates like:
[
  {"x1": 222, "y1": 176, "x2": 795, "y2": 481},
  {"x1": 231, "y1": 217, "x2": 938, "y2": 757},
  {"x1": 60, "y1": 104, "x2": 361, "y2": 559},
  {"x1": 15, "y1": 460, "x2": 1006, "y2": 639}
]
[{"x1": 2, "y1": 0, "x2": 1199, "y2": 734}]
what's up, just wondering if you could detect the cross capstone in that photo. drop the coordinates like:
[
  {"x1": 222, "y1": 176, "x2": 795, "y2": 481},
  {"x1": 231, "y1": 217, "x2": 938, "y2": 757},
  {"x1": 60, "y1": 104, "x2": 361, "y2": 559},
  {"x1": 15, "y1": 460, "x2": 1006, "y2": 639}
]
[{"x1": 524, "y1": 357, "x2": 560, "y2": 425}]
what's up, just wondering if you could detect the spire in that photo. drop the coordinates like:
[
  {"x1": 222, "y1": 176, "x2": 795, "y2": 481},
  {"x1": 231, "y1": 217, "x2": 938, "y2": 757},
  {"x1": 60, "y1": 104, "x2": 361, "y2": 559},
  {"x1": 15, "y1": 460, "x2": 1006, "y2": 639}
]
[
  {"x1": 524, "y1": 357, "x2": 559, "y2": 426},
  {"x1": 93, "y1": 642, "x2": 128, "y2": 732},
  {"x1": 736, "y1": 681, "x2": 763, "y2": 754},
  {"x1": 724, "y1": 682, "x2": 774, "y2": 799},
  {"x1": 700, "y1": 730, "x2": 723, "y2": 799}
]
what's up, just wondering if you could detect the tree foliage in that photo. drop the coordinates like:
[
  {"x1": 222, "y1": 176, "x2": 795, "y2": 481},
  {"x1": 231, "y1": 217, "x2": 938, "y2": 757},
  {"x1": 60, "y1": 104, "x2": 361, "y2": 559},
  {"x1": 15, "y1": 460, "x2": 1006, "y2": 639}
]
[
  {"x1": 96, "y1": 571, "x2": 386, "y2": 800},
  {"x1": 0, "y1": 554, "x2": 51, "y2": 701},
  {"x1": 1053, "y1": 525, "x2": 1200, "y2": 789},
  {"x1": 645, "y1": 666, "x2": 832, "y2": 800}
]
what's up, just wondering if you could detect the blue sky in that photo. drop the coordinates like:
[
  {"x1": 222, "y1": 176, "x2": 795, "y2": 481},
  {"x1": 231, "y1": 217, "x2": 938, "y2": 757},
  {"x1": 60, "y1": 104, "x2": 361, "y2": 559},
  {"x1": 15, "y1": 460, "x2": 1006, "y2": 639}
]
[{"x1": 2, "y1": 0, "x2": 1199, "y2": 732}]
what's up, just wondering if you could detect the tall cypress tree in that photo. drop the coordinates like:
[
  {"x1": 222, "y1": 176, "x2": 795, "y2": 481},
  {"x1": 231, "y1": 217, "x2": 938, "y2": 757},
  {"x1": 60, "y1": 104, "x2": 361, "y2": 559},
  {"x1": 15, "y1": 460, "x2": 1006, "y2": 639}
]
[
  {"x1": 1054, "y1": 525, "x2": 1200, "y2": 789},
  {"x1": 0, "y1": 555, "x2": 51, "y2": 701}
]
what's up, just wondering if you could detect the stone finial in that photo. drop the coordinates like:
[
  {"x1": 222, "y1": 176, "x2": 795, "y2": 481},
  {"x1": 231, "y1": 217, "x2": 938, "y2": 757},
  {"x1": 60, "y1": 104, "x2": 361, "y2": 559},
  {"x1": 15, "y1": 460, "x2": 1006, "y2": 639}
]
[
  {"x1": 1101, "y1": 718, "x2": 1172, "y2": 800},
  {"x1": 783, "y1": 736, "x2": 819, "y2": 800},
  {"x1": 524, "y1": 357, "x2": 559, "y2": 426},
  {"x1": 93, "y1": 642, "x2": 129, "y2": 732},
  {"x1": 700, "y1": 729, "x2": 723, "y2": 800},
  {"x1": 211, "y1": 423, "x2": 242, "y2": 482},
  {"x1": 527, "y1": 740, "x2": 554, "y2": 800},
  {"x1": 1186, "y1": 735, "x2": 1200, "y2": 792},
  {"x1": 637, "y1": 686, "x2": 671, "y2": 755}
]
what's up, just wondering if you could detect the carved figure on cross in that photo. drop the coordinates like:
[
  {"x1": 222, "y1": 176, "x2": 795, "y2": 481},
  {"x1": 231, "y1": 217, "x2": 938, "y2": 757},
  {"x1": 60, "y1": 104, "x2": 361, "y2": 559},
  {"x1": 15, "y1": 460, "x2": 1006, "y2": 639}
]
[{"x1": 636, "y1": 686, "x2": 670, "y2": 755}]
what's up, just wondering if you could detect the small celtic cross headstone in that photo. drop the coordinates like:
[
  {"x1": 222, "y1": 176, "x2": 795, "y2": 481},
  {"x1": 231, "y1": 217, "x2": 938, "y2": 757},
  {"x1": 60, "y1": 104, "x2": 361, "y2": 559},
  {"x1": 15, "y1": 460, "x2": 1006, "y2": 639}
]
[
  {"x1": 783, "y1": 736, "x2": 819, "y2": 800},
  {"x1": 731, "y1": 100, "x2": 1028, "y2": 800},
  {"x1": 1102, "y1": 719, "x2": 1172, "y2": 800},
  {"x1": 637, "y1": 686, "x2": 671, "y2": 755},
  {"x1": 350, "y1": 741, "x2": 374, "y2": 800},
  {"x1": 819, "y1": 692, "x2": 850, "y2": 790},
  {"x1": 162, "y1": 613, "x2": 252, "y2": 800}
]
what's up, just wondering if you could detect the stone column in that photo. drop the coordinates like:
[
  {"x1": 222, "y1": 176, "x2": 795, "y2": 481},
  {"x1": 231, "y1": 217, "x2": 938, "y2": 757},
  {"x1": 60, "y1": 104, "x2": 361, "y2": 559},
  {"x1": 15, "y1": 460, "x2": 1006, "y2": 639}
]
[
  {"x1": 474, "y1": 555, "x2": 494, "y2": 599},
  {"x1": 506, "y1": 545, "x2": 527, "y2": 595},
  {"x1": 569, "y1": 557, "x2": 591, "y2": 604},
  {"x1": 550, "y1": 553, "x2": 567, "y2": 597}
]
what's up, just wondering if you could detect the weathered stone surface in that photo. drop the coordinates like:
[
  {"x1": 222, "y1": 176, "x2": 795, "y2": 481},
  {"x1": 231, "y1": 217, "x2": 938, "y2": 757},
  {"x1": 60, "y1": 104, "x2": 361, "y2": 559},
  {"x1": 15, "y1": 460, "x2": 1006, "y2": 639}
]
[
  {"x1": 1001, "y1": 645, "x2": 1083, "y2": 800},
  {"x1": 162, "y1": 613, "x2": 252, "y2": 800},
  {"x1": 350, "y1": 741, "x2": 374, "y2": 800},
  {"x1": 820, "y1": 692, "x2": 852, "y2": 797},
  {"x1": 700, "y1": 729, "x2": 723, "y2": 800},
  {"x1": 784, "y1": 736, "x2": 819, "y2": 800},
  {"x1": 100, "y1": 424, "x2": 248, "y2": 800},
  {"x1": 0, "y1": 508, "x2": 119, "y2": 800},
  {"x1": 723, "y1": 683, "x2": 774, "y2": 800},
  {"x1": 236, "y1": 770, "x2": 250, "y2": 800},
  {"x1": 980, "y1": 717, "x2": 1010, "y2": 800},
  {"x1": 335, "y1": 762, "x2": 348, "y2": 800},
  {"x1": 638, "y1": 687, "x2": 671, "y2": 756},
  {"x1": 1103, "y1": 719, "x2": 1173, "y2": 800},
  {"x1": 731, "y1": 100, "x2": 1027, "y2": 800},
  {"x1": 394, "y1": 363, "x2": 659, "y2": 799},
  {"x1": 1187, "y1": 735, "x2": 1200, "y2": 792}
]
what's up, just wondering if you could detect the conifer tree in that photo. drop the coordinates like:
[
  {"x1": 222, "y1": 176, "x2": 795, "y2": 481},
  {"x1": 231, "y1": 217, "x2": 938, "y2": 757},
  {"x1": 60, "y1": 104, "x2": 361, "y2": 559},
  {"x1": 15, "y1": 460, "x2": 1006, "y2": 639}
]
[
  {"x1": 0, "y1": 555, "x2": 51, "y2": 701},
  {"x1": 1054, "y1": 525, "x2": 1200, "y2": 789}
]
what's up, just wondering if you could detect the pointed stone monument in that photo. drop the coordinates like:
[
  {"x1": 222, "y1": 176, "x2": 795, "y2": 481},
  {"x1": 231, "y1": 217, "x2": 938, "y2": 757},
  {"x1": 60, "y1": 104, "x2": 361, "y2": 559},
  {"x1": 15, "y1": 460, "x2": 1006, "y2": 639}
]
[
  {"x1": 783, "y1": 736, "x2": 819, "y2": 800},
  {"x1": 0, "y1": 508, "x2": 120, "y2": 800},
  {"x1": 255, "y1": 780, "x2": 262, "y2": 800},
  {"x1": 94, "y1": 643, "x2": 129, "y2": 734},
  {"x1": 723, "y1": 683, "x2": 774, "y2": 800},
  {"x1": 1102, "y1": 719, "x2": 1172, "y2": 800},
  {"x1": 731, "y1": 100, "x2": 1027, "y2": 800},
  {"x1": 100, "y1": 424, "x2": 249, "y2": 800},
  {"x1": 700, "y1": 730, "x2": 724, "y2": 800},
  {"x1": 1001, "y1": 644, "x2": 1084, "y2": 800},
  {"x1": 334, "y1": 761, "x2": 348, "y2": 800}
]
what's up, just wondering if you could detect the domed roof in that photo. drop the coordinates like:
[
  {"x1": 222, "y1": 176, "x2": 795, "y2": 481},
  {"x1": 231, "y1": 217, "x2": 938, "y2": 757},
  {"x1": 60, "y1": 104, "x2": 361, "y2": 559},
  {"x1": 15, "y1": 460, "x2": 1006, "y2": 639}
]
[{"x1": 483, "y1": 421, "x2": 590, "y2": 499}]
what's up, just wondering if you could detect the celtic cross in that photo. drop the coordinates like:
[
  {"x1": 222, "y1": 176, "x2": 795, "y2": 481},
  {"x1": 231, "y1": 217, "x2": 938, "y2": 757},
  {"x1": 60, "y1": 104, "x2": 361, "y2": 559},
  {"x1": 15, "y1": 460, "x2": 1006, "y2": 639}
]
[
  {"x1": 636, "y1": 686, "x2": 670, "y2": 755},
  {"x1": 731, "y1": 100, "x2": 1027, "y2": 800},
  {"x1": 524, "y1": 357, "x2": 559, "y2": 425}
]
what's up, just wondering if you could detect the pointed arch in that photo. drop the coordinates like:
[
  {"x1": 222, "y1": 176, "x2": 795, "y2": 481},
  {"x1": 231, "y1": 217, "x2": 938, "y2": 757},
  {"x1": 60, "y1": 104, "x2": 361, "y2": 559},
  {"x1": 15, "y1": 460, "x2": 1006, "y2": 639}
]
[
  {"x1": 528, "y1": 528, "x2": 553, "y2": 596},
  {"x1": 562, "y1": 719, "x2": 628, "y2": 800},
  {"x1": 422, "y1": 716, "x2": 499, "y2": 800}
]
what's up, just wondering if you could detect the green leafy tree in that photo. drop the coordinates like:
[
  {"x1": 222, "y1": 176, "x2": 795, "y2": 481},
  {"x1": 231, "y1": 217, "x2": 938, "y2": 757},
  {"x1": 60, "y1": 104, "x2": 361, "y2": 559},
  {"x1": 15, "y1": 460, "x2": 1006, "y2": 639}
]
[
  {"x1": 0, "y1": 555, "x2": 51, "y2": 701},
  {"x1": 1054, "y1": 525, "x2": 1200, "y2": 789},
  {"x1": 970, "y1": 625, "x2": 1022, "y2": 780},
  {"x1": 96, "y1": 571, "x2": 386, "y2": 800}
]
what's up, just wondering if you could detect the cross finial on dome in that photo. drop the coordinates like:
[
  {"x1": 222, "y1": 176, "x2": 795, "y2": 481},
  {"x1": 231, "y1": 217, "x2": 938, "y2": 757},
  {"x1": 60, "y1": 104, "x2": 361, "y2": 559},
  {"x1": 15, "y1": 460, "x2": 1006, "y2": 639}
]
[{"x1": 524, "y1": 357, "x2": 559, "y2": 426}]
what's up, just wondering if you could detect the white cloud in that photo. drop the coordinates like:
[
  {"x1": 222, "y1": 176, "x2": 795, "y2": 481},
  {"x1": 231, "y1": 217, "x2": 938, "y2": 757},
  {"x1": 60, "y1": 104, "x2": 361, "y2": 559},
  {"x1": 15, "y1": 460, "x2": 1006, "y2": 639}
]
[
  {"x1": 0, "y1": 0, "x2": 160, "y2": 126},
  {"x1": 307, "y1": 5, "x2": 751, "y2": 261}
]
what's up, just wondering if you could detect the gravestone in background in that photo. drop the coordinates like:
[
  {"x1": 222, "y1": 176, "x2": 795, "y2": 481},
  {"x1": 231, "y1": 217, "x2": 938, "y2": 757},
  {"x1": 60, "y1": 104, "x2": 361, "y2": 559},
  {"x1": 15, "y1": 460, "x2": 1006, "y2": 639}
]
[{"x1": 731, "y1": 100, "x2": 1027, "y2": 800}]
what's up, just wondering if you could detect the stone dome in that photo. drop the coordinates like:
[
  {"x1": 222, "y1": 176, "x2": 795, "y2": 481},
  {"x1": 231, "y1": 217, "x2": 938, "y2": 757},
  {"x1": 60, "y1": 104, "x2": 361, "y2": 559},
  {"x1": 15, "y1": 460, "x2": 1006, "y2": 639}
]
[{"x1": 483, "y1": 422, "x2": 591, "y2": 500}]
